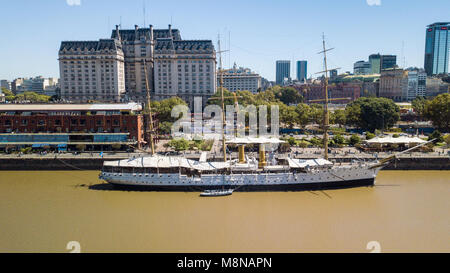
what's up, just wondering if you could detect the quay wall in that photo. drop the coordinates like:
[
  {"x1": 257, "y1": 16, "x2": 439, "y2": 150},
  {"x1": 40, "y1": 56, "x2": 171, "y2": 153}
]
[{"x1": 0, "y1": 156, "x2": 448, "y2": 171}]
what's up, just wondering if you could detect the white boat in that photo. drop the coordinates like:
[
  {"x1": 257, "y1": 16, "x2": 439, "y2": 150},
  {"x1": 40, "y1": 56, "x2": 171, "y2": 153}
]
[
  {"x1": 200, "y1": 189, "x2": 234, "y2": 197},
  {"x1": 99, "y1": 35, "x2": 432, "y2": 193}
]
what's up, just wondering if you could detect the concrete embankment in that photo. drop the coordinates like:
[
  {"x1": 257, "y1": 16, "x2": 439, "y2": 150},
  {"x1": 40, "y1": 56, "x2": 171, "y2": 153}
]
[{"x1": 0, "y1": 155, "x2": 448, "y2": 171}]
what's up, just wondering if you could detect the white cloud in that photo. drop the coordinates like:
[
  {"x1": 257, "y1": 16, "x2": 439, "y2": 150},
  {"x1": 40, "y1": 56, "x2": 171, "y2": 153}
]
[
  {"x1": 66, "y1": 0, "x2": 81, "y2": 6},
  {"x1": 366, "y1": 0, "x2": 381, "y2": 6}
]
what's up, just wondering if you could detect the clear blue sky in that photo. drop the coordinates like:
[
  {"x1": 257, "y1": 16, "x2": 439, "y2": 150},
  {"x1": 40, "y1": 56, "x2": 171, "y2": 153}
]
[{"x1": 0, "y1": 0, "x2": 448, "y2": 82}]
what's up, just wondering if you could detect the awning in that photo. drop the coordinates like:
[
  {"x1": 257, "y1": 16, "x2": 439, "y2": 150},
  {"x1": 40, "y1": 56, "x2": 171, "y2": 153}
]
[
  {"x1": 104, "y1": 155, "x2": 230, "y2": 171},
  {"x1": 287, "y1": 158, "x2": 333, "y2": 169},
  {"x1": 226, "y1": 137, "x2": 285, "y2": 145}
]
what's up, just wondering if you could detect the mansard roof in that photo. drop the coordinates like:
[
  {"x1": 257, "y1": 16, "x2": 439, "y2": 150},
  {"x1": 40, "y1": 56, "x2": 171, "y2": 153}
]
[
  {"x1": 59, "y1": 39, "x2": 122, "y2": 52},
  {"x1": 111, "y1": 28, "x2": 182, "y2": 41},
  {"x1": 155, "y1": 39, "x2": 214, "y2": 53}
]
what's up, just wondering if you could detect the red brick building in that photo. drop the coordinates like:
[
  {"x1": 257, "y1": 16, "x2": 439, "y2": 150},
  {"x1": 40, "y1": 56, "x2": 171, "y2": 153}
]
[
  {"x1": 0, "y1": 103, "x2": 159, "y2": 151},
  {"x1": 297, "y1": 82, "x2": 361, "y2": 104}
]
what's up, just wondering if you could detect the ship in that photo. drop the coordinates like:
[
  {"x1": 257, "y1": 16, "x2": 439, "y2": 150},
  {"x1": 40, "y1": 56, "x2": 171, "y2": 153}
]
[{"x1": 98, "y1": 35, "x2": 431, "y2": 193}]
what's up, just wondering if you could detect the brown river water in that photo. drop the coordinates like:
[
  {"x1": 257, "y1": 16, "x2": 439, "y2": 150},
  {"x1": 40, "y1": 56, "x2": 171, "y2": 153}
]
[{"x1": 0, "y1": 170, "x2": 448, "y2": 253}]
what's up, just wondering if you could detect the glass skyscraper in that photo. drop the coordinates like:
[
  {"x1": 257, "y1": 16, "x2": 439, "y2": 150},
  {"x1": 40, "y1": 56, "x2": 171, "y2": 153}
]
[
  {"x1": 276, "y1": 60, "x2": 290, "y2": 85},
  {"x1": 296, "y1": 61, "x2": 307, "y2": 82},
  {"x1": 424, "y1": 22, "x2": 450, "y2": 76}
]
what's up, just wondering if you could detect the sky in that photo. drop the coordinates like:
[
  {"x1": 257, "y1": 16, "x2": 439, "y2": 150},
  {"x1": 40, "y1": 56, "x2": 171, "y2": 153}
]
[{"x1": 0, "y1": 0, "x2": 448, "y2": 82}]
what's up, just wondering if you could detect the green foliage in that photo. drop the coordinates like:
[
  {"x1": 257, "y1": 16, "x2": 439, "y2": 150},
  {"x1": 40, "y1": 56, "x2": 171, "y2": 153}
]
[
  {"x1": 272, "y1": 86, "x2": 304, "y2": 105},
  {"x1": 423, "y1": 93, "x2": 450, "y2": 132},
  {"x1": 412, "y1": 96, "x2": 427, "y2": 118},
  {"x1": 330, "y1": 109, "x2": 346, "y2": 126},
  {"x1": 349, "y1": 134, "x2": 361, "y2": 146},
  {"x1": 168, "y1": 138, "x2": 190, "y2": 151},
  {"x1": 5, "y1": 91, "x2": 51, "y2": 103},
  {"x1": 159, "y1": 121, "x2": 173, "y2": 135},
  {"x1": 332, "y1": 134, "x2": 345, "y2": 145},
  {"x1": 428, "y1": 130, "x2": 444, "y2": 143},
  {"x1": 20, "y1": 147, "x2": 33, "y2": 154},
  {"x1": 168, "y1": 138, "x2": 213, "y2": 152},
  {"x1": 366, "y1": 132, "x2": 376, "y2": 140},
  {"x1": 345, "y1": 97, "x2": 400, "y2": 132},
  {"x1": 309, "y1": 137, "x2": 323, "y2": 147},
  {"x1": 152, "y1": 97, "x2": 187, "y2": 123}
]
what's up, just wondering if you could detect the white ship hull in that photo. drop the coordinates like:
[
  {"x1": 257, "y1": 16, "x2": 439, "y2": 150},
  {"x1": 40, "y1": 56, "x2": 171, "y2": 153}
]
[{"x1": 99, "y1": 164, "x2": 382, "y2": 192}]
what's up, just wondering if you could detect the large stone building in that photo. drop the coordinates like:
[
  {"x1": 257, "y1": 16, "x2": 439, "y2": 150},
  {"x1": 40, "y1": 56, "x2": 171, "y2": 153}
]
[
  {"x1": 59, "y1": 24, "x2": 216, "y2": 107},
  {"x1": 59, "y1": 39, "x2": 126, "y2": 102},
  {"x1": 153, "y1": 37, "x2": 216, "y2": 107},
  {"x1": 218, "y1": 64, "x2": 261, "y2": 93},
  {"x1": 379, "y1": 68, "x2": 408, "y2": 102}
]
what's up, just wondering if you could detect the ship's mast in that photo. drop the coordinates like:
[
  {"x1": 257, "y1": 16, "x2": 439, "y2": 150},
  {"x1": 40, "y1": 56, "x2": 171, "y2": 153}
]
[
  {"x1": 321, "y1": 34, "x2": 330, "y2": 160},
  {"x1": 217, "y1": 36, "x2": 228, "y2": 162},
  {"x1": 143, "y1": 59, "x2": 155, "y2": 155}
]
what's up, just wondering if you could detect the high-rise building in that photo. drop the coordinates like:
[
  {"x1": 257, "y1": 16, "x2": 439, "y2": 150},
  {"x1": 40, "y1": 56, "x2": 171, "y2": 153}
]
[
  {"x1": 406, "y1": 68, "x2": 427, "y2": 101},
  {"x1": 424, "y1": 22, "x2": 450, "y2": 76},
  {"x1": 276, "y1": 60, "x2": 290, "y2": 85},
  {"x1": 369, "y1": 54, "x2": 397, "y2": 73},
  {"x1": 59, "y1": 39, "x2": 126, "y2": 102},
  {"x1": 0, "y1": 80, "x2": 11, "y2": 91},
  {"x1": 60, "y1": 24, "x2": 216, "y2": 105},
  {"x1": 353, "y1": 61, "x2": 372, "y2": 75},
  {"x1": 369, "y1": 54, "x2": 381, "y2": 74},
  {"x1": 381, "y1": 55, "x2": 397, "y2": 70},
  {"x1": 296, "y1": 61, "x2": 307, "y2": 82}
]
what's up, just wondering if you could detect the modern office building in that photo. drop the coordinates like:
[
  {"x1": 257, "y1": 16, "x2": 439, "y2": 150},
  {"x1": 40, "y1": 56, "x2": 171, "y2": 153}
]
[
  {"x1": 354, "y1": 61, "x2": 372, "y2": 75},
  {"x1": 406, "y1": 68, "x2": 427, "y2": 101},
  {"x1": 424, "y1": 22, "x2": 450, "y2": 76},
  {"x1": 60, "y1": 24, "x2": 216, "y2": 105},
  {"x1": 276, "y1": 60, "x2": 290, "y2": 85},
  {"x1": 296, "y1": 61, "x2": 307, "y2": 82},
  {"x1": 0, "y1": 80, "x2": 11, "y2": 91},
  {"x1": 369, "y1": 54, "x2": 397, "y2": 74},
  {"x1": 218, "y1": 64, "x2": 261, "y2": 93},
  {"x1": 369, "y1": 54, "x2": 381, "y2": 74}
]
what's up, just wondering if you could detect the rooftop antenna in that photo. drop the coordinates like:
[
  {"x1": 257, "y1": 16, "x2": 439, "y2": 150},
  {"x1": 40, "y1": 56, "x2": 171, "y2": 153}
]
[
  {"x1": 143, "y1": 0, "x2": 146, "y2": 27},
  {"x1": 401, "y1": 40, "x2": 406, "y2": 68}
]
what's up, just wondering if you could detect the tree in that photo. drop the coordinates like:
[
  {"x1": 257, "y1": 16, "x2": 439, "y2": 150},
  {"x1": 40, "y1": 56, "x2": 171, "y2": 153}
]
[
  {"x1": 274, "y1": 86, "x2": 303, "y2": 105},
  {"x1": 159, "y1": 121, "x2": 173, "y2": 135},
  {"x1": 412, "y1": 97, "x2": 426, "y2": 118},
  {"x1": 349, "y1": 134, "x2": 361, "y2": 146},
  {"x1": 423, "y1": 93, "x2": 450, "y2": 132},
  {"x1": 294, "y1": 104, "x2": 311, "y2": 126},
  {"x1": 14, "y1": 91, "x2": 50, "y2": 103},
  {"x1": 152, "y1": 97, "x2": 187, "y2": 123},
  {"x1": 330, "y1": 109, "x2": 346, "y2": 126},
  {"x1": 345, "y1": 97, "x2": 400, "y2": 132},
  {"x1": 168, "y1": 138, "x2": 190, "y2": 151},
  {"x1": 279, "y1": 104, "x2": 299, "y2": 129},
  {"x1": 309, "y1": 104, "x2": 324, "y2": 125},
  {"x1": 428, "y1": 130, "x2": 444, "y2": 143}
]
